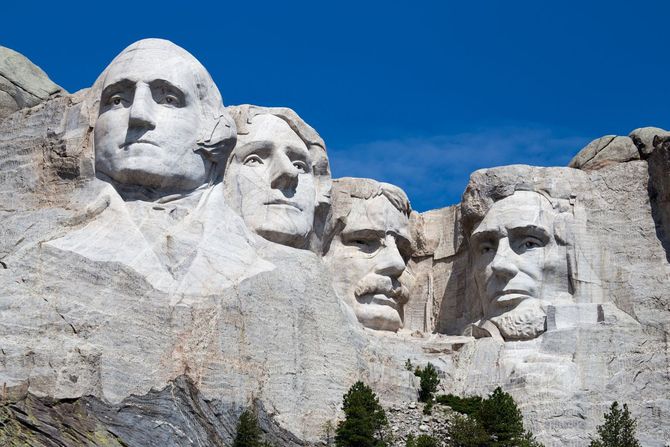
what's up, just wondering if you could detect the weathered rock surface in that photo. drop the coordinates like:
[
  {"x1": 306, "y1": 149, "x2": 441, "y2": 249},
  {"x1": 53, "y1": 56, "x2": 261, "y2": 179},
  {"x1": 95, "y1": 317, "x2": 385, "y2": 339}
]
[
  {"x1": 1, "y1": 45, "x2": 669, "y2": 447},
  {"x1": 408, "y1": 160, "x2": 670, "y2": 445},
  {"x1": 0, "y1": 46, "x2": 65, "y2": 121},
  {"x1": 569, "y1": 135, "x2": 639, "y2": 170}
]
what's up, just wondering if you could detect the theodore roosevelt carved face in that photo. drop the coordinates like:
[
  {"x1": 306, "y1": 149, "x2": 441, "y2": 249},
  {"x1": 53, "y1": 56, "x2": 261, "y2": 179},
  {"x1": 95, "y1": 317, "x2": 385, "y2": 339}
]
[
  {"x1": 93, "y1": 39, "x2": 233, "y2": 194},
  {"x1": 470, "y1": 190, "x2": 572, "y2": 340},
  {"x1": 323, "y1": 178, "x2": 412, "y2": 332},
  {"x1": 224, "y1": 106, "x2": 330, "y2": 249}
]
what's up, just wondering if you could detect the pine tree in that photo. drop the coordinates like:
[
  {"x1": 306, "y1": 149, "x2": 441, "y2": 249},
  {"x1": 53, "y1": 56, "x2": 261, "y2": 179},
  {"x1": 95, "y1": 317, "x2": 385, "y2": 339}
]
[
  {"x1": 414, "y1": 363, "x2": 440, "y2": 403},
  {"x1": 335, "y1": 381, "x2": 388, "y2": 447},
  {"x1": 233, "y1": 409, "x2": 270, "y2": 447},
  {"x1": 477, "y1": 387, "x2": 529, "y2": 447},
  {"x1": 448, "y1": 413, "x2": 488, "y2": 447},
  {"x1": 589, "y1": 402, "x2": 641, "y2": 447}
]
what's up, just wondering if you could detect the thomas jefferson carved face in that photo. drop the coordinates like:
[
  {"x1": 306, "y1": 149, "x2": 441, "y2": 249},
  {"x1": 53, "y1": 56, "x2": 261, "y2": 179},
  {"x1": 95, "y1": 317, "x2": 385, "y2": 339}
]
[
  {"x1": 470, "y1": 191, "x2": 571, "y2": 340},
  {"x1": 324, "y1": 192, "x2": 411, "y2": 332},
  {"x1": 94, "y1": 42, "x2": 209, "y2": 192},
  {"x1": 223, "y1": 114, "x2": 316, "y2": 248}
]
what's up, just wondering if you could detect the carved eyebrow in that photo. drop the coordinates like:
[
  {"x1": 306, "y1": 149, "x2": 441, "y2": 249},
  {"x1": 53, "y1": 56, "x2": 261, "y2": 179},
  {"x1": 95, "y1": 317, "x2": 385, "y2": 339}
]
[
  {"x1": 341, "y1": 228, "x2": 385, "y2": 241},
  {"x1": 149, "y1": 79, "x2": 187, "y2": 103},
  {"x1": 470, "y1": 229, "x2": 501, "y2": 245},
  {"x1": 235, "y1": 140, "x2": 274, "y2": 159},
  {"x1": 284, "y1": 144, "x2": 311, "y2": 163},
  {"x1": 508, "y1": 225, "x2": 551, "y2": 243},
  {"x1": 100, "y1": 79, "x2": 135, "y2": 102}
]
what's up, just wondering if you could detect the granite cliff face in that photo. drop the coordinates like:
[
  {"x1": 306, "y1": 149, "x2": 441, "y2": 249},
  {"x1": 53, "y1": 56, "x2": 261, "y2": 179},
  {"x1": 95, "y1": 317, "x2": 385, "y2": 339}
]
[{"x1": 1, "y1": 41, "x2": 669, "y2": 446}]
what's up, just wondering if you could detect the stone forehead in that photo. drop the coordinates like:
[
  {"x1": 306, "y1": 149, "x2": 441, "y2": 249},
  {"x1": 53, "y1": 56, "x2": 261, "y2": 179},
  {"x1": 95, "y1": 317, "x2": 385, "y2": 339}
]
[
  {"x1": 331, "y1": 177, "x2": 411, "y2": 216},
  {"x1": 112, "y1": 38, "x2": 200, "y2": 65},
  {"x1": 475, "y1": 190, "x2": 557, "y2": 232},
  {"x1": 348, "y1": 194, "x2": 408, "y2": 222},
  {"x1": 237, "y1": 114, "x2": 307, "y2": 147},
  {"x1": 91, "y1": 38, "x2": 222, "y2": 109}
]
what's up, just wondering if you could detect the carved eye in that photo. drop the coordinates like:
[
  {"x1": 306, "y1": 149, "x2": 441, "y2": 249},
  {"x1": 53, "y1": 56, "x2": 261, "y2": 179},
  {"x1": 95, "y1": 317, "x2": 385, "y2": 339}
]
[
  {"x1": 156, "y1": 92, "x2": 181, "y2": 107},
  {"x1": 243, "y1": 155, "x2": 263, "y2": 166},
  {"x1": 293, "y1": 160, "x2": 308, "y2": 173},
  {"x1": 109, "y1": 94, "x2": 124, "y2": 106},
  {"x1": 163, "y1": 95, "x2": 178, "y2": 106},
  {"x1": 518, "y1": 237, "x2": 543, "y2": 252},
  {"x1": 479, "y1": 242, "x2": 494, "y2": 255},
  {"x1": 524, "y1": 240, "x2": 540, "y2": 249},
  {"x1": 349, "y1": 238, "x2": 381, "y2": 254}
]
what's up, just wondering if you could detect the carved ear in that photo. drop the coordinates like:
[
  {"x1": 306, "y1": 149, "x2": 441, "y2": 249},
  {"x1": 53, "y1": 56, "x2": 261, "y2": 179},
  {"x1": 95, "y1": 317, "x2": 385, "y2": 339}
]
[
  {"x1": 196, "y1": 111, "x2": 237, "y2": 163},
  {"x1": 310, "y1": 145, "x2": 331, "y2": 207}
]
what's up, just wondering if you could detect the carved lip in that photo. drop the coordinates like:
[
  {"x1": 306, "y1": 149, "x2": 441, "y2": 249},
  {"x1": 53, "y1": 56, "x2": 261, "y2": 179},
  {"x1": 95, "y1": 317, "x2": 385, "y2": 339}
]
[
  {"x1": 119, "y1": 139, "x2": 159, "y2": 149},
  {"x1": 263, "y1": 199, "x2": 302, "y2": 211},
  {"x1": 358, "y1": 293, "x2": 399, "y2": 310},
  {"x1": 493, "y1": 289, "x2": 531, "y2": 304}
]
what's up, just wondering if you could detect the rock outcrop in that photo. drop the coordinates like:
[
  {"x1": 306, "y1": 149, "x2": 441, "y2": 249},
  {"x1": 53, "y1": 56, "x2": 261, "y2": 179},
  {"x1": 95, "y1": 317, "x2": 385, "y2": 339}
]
[
  {"x1": 0, "y1": 46, "x2": 65, "y2": 121},
  {"x1": 1, "y1": 41, "x2": 669, "y2": 446}
]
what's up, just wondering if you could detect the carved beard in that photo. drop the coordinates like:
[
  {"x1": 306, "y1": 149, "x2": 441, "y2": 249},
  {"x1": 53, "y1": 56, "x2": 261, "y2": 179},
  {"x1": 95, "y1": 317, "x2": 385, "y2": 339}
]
[{"x1": 489, "y1": 300, "x2": 546, "y2": 341}]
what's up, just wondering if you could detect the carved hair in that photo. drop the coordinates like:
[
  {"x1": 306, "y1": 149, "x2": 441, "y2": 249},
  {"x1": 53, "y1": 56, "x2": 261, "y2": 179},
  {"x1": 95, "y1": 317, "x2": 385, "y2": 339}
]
[
  {"x1": 322, "y1": 177, "x2": 412, "y2": 255},
  {"x1": 460, "y1": 168, "x2": 576, "y2": 244},
  {"x1": 89, "y1": 38, "x2": 236, "y2": 165},
  {"x1": 461, "y1": 170, "x2": 579, "y2": 308}
]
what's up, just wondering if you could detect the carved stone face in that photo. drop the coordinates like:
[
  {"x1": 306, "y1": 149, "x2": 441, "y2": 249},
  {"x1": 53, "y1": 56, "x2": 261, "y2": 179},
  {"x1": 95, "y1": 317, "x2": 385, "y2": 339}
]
[
  {"x1": 94, "y1": 46, "x2": 207, "y2": 191},
  {"x1": 324, "y1": 195, "x2": 411, "y2": 331},
  {"x1": 470, "y1": 191, "x2": 570, "y2": 340},
  {"x1": 224, "y1": 114, "x2": 316, "y2": 248}
]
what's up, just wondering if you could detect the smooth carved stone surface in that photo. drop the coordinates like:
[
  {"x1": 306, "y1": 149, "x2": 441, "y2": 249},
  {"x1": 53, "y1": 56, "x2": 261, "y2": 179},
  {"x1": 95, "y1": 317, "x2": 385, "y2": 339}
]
[
  {"x1": 0, "y1": 46, "x2": 65, "y2": 120},
  {"x1": 224, "y1": 105, "x2": 331, "y2": 250},
  {"x1": 323, "y1": 178, "x2": 412, "y2": 332},
  {"x1": 91, "y1": 38, "x2": 235, "y2": 194},
  {"x1": 2, "y1": 44, "x2": 670, "y2": 447},
  {"x1": 467, "y1": 190, "x2": 573, "y2": 341}
]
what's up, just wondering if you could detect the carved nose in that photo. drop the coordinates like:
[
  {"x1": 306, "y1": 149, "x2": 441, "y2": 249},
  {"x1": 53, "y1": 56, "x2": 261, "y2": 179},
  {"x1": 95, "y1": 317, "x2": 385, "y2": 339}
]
[
  {"x1": 128, "y1": 84, "x2": 156, "y2": 130},
  {"x1": 375, "y1": 236, "x2": 406, "y2": 278},
  {"x1": 490, "y1": 238, "x2": 519, "y2": 280},
  {"x1": 270, "y1": 155, "x2": 299, "y2": 190}
]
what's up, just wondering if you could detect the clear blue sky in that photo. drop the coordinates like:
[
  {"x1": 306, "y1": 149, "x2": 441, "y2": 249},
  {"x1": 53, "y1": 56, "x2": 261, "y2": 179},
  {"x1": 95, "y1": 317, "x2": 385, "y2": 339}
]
[{"x1": 3, "y1": 1, "x2": 669, "y2": 211}]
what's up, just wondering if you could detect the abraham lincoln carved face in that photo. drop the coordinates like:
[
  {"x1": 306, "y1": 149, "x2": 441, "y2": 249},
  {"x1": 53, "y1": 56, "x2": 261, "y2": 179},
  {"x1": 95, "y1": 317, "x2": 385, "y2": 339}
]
[{"x1": 470, "y1": 191, "x2": 572, "y2": 340}]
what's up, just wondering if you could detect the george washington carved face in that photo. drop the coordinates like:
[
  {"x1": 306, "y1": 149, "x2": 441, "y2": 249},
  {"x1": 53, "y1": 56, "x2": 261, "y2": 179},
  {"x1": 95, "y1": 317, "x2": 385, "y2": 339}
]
[{"x1": 94, "y1": 39, "x2": 232, "y2": 193}]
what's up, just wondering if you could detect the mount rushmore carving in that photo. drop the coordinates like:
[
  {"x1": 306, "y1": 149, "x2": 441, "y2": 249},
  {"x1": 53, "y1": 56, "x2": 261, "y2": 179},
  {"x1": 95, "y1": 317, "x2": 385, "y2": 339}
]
[{"x1": 1, "y1": 39, "x2": 669, "y2": 446}]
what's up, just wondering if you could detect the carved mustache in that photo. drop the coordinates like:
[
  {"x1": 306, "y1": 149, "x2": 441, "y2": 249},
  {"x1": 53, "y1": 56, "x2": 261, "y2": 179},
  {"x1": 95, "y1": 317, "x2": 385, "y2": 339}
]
[
  {"x1": 354, "y1": 275, "x2": 409, "y2": 304},
  {"x1": 263, "y1": 198, "x2": 302, "y2": 211},
  {"x1": 119, "y1": 139, "x2": 159, "y2": 149}
]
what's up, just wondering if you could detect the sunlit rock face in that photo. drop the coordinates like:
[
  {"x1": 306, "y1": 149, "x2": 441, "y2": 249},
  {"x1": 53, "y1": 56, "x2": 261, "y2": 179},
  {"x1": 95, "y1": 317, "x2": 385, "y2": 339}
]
[
  {"x1": 407, "y1": 160, "x2": 670, "y2": 446},
  {"x1": 468, "y1": 190, "x2": 573, "y2": 340},
  {"x1": 0, "y1": 45, "x2": 65, "y2": 120},
  {"x1": 92, "y1": 38, "x2": 236, "y2": 196},
  {"x1": 1, "y1": 42, "x2": 670, "y2": 447},
  {"x1": 224, "y1": 105, "x2": 331, "y2": 250},
  {"x1": 323, "y1": 178, "x2": 413, "y2": 332}
]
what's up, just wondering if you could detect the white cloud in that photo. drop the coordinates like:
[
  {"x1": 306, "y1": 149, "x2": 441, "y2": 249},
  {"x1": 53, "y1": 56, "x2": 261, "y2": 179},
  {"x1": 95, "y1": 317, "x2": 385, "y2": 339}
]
[{"x1": 327, "y1": 127, "x2": 590, "y2": 211}]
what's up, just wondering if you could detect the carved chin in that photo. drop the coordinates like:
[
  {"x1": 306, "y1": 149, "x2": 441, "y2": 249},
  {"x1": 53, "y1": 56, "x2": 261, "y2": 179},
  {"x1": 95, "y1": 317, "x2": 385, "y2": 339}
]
[{"x1": 490, "y1": 303, "x2": 547, "y2": 341}]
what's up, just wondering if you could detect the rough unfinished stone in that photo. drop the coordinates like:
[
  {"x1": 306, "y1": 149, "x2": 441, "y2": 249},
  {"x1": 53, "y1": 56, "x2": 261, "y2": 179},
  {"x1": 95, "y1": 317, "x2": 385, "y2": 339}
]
[
  {"x1": 0, "y1": 46, "x2": 65, "y2": 120},
  {"x1": 568, "y1": 135, "x2": 639, "y2": 170}
]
